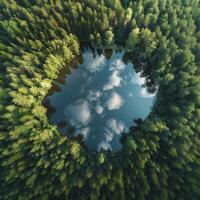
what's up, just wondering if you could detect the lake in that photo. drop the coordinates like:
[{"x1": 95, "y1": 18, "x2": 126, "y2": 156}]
[{"x1": 45, "y1": 49, "x2": 156, "y2": 152}]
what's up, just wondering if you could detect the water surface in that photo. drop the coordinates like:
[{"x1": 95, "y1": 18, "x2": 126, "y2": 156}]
[{"x1": 46, "y1": 50, "x2": 156, "y2": 151}]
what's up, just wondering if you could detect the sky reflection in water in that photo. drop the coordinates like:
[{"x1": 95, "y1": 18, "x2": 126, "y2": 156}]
[{"x1": 48, "y1": 50, "x2": 156, "y2": 151}]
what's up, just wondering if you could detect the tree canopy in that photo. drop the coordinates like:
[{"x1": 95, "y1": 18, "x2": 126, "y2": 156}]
[{"x1": 0, "y1": 0, "x2": 200, "y2": 200}]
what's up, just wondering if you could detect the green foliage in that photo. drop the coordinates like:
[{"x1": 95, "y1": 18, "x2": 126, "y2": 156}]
[
  {"x1": 124, "y1": 138, "x2": 137, "y2": 151},
  {"x1": 104, "y1": 30, "x2": 115, "y2": 46},
  {"x1": 126, "y1": 28, "x2": 140, "y2": 50},
  {"x1": 139, "y1": 28, "x2": 158, "y2": 58},
  {"x1": 98, "y1": 152, "x2": 105, "y2": 164},
  {"x1": 0, "y1": 0, "x2": 200, "y2": 200}
]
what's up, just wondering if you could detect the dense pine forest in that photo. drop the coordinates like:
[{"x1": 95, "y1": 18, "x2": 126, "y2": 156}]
[{"x1": 0, "y1": 0, "x2": 200, "y2": 199}]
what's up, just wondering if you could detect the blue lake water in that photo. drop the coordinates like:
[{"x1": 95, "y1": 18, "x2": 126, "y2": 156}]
[{"x1": 47, "y1": 50, "x2": 156, "y2": 151}]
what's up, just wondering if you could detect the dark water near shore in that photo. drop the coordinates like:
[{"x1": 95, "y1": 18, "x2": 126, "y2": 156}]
[{"x1": 45, "y1": 49, "x2": 156, "y2": 151}]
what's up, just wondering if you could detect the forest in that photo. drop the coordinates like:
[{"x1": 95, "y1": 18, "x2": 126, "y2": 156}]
[{"x1": 0, "y1": 0, "x2": 200, "y2": 199}]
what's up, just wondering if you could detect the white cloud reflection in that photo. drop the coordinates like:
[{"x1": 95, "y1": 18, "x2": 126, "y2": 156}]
[
  {"x1": 106, "y1": 118, "x2": 127, "y2": 134},
  {"x1": 139, "y1": 88, "x2": 156, "y2": 98},
  {"x1": 103, "y1": 70, "x2": 122, "y2": 91},
  {"x1": 131, "y1": 72, "x2": 146, "y2": 86},
  {"x1": 106, "y1": 92, "x2": 124, "y2": 110},
  {"x1": 95, "y1": 104, "x2": 104, "y2": 114},
  {"x1": 98, "y1": 118, "x2": 127, "y2": 151},
  {"x1": 109, "y1": 59, "x2": 126, "y2": 71},
  {"x1": 66, "y1": 99, "x2": 92, "y2": 127},
  {"x1": 83, "y1": 51, "x2": 106, "y2": 73},
  {"x1": 128, "y1": 92, "x2": 133, "y2": 97},
  {"x1": 104, "y1": 128, "x2": 114, "y2": 142},
  {"x1": 78, "y1": 127, "x2": 90, "y2": 139},
  {"x1": 98, "y1": 141, "x2": 112, "y2": 151},
  {"x1": 87, "y1": 90, "x2": 102, "y2": 102}
]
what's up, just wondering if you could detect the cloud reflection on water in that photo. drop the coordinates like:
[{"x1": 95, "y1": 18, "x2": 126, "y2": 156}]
[{"x1": 48, "y1": 50, "x2": 156, "y2": 151}]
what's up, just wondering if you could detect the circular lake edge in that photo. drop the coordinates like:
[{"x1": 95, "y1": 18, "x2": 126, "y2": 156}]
[{"x1": 42, "y1": 48, "x2": 158, "y2": 153}]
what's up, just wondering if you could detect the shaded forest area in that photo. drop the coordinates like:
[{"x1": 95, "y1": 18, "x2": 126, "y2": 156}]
[{"x1": 0, "y1": 0, "x2": 200, "y2": 199}]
